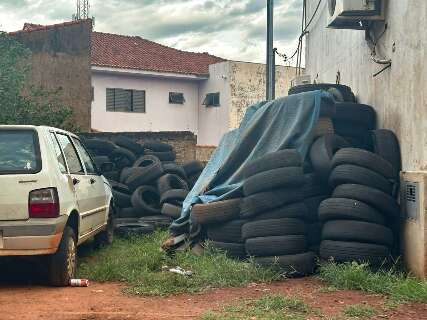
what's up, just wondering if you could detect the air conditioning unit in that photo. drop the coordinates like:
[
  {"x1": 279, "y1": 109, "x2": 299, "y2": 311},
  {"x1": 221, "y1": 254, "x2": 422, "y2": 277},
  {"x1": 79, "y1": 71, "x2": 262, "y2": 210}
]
[
  {"x1": 400, "y1": 171, "x2": 427, "y2": 279},
  {"x1": 328, "y1": 0, "x2": 386, "y2": 30}
]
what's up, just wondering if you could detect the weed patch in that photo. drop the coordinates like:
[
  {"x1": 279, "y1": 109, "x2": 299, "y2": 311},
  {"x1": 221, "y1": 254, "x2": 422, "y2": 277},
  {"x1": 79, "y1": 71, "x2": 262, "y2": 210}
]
[
  {"x1": 200, "y1": 294, "x2": 312, "y2": 320},
  {"x1": 78, "y1": 231, "x2": 280, "y2": 296},
  {"x1": 319, "y1": 262, "x2": 427, "y2": 304},
  {"x1": 343, "y1": 304, "x2": 377, "y2": 318}
]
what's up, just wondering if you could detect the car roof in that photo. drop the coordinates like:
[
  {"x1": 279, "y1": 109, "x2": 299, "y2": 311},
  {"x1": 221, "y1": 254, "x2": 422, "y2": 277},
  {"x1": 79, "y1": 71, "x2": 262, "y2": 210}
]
[{"x1": 0, "y1": 125, "x2": 78, "y2": 139}]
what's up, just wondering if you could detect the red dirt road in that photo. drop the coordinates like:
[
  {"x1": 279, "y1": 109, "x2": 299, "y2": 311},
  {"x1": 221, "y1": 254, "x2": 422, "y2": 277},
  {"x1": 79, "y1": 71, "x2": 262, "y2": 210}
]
[{"x1": 1, "y1": 278, "x2": 426, "y2": 320}]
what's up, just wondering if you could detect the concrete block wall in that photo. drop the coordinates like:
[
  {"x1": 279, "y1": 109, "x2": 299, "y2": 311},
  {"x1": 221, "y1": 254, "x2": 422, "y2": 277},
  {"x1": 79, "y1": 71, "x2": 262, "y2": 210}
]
[{"x1": 80, "y1": 131, "x2": 197, "y2": 164}]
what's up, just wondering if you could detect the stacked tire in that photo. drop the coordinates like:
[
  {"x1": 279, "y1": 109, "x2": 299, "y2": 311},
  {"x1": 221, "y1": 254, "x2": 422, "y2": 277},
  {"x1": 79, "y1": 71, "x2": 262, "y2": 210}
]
[
  {"x1": 319, "y1": 146, "x2": 400, "y2": 266},
  {"x1": 239, "y1": 150, "x2": 315, "y2": 275},
  {"x1": 81, "y1": 135, "x2": 204, "y2": 236}
]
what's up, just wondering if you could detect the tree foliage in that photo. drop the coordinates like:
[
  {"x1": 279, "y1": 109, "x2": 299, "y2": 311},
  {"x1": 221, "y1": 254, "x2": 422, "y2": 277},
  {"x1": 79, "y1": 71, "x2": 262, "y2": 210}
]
[{"x1": 0, "y1": 32, "x2": 78, "y2": 131}]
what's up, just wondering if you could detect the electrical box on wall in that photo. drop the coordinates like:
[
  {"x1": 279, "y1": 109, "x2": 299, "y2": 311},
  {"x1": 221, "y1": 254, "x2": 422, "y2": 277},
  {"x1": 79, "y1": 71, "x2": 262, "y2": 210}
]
[
  {"x1": 328, "y1": 0, "x2": 386, "y2": 30},
  {"x1": 400, "y1": 171, "x2": 427, "y2": 279}
]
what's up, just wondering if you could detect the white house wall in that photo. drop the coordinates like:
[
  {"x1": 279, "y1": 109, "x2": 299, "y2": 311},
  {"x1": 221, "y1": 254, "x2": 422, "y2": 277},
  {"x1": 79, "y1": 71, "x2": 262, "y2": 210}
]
[
  {"x1": 305, "y1": 1, "x2": 427, "y2": 171},
  {"x1": 91, "y1": 71, "x2": 199, "y2": 133},
  {"x1": 197, "y1": 62, "x2": 231, "y2": 146}
]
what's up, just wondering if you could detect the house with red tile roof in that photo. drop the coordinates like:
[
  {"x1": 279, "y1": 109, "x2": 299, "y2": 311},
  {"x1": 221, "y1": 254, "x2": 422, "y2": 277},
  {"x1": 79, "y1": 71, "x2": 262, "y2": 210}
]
[{"x1": 15, "y1": 20, "x2": 297, "y2": 147}]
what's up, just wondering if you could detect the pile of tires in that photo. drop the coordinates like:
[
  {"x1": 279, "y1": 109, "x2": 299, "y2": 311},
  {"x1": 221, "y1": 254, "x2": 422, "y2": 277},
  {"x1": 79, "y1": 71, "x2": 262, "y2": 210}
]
[
  {"x1": 192, "y1": 150, "x2": 316, "y2": 276},
  {"x1": 319, "y1": 144, "x2": 400, "y2": 266},
  {"x1": 81, "y1": 135, "x2": 204, "y2": 236}
]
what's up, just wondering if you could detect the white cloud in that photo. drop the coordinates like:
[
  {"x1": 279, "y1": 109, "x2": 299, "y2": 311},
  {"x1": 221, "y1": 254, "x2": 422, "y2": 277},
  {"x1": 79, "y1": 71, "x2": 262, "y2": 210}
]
[{"x1": 0, "y1": 0, "x2": 303, "y2": 64}]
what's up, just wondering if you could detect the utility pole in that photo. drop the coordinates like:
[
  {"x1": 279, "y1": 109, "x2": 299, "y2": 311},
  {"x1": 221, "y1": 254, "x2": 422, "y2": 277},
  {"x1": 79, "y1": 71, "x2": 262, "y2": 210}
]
[
  {"x1": 73, "y1": 0, "x2": 90, "y2": 20},
  {"x1": 266, "y1": 0, "x2": 275, "y2": 101}
]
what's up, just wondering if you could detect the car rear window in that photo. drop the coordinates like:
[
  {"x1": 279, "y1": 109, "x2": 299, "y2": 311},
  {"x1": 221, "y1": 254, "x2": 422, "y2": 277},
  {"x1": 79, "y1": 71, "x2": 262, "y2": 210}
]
[{"x1": 0, "y1": 130, "x2": 41, "y2": 174}]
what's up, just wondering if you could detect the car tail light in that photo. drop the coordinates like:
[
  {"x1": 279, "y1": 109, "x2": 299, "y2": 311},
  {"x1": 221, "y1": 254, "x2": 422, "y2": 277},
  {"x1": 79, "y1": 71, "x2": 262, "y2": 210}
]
[{"x1": 29, "y1": 188, "x2": 60, "y2": 218}]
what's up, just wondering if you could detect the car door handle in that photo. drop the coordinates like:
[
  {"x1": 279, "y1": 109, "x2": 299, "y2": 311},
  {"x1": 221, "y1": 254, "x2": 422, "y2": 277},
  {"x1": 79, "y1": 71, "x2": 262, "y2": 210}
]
[
  {"x1": 72, "y1": 178, "x2": 80, "y2": 185},
  {"x1": 90, "y1": 178, "x2": 96, "y2": 184}
]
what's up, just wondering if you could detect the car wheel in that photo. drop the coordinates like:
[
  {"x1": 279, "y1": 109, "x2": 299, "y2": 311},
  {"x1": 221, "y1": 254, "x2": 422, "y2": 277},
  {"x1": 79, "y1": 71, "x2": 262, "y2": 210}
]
[
  {"x1": 48, "y1": 226, "x2": 76, "y2": 287},
  {"x1": 94, "y1": 209, "x2": 115, "y2": 248}
]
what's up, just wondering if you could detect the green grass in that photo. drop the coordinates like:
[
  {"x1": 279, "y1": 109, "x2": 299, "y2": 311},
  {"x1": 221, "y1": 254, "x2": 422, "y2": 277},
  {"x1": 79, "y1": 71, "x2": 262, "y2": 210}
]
[
  {"x1": 200, "y1": 294, "x2": 312, "y2": 320},
  {"x1": 343, "y1": 304, "x2": 377, "y2": 318},
  {"x1": 78, "y1": 231, "x2": 280, "y2": 296},
  {"x1": 319, "y1": 261, "x2": 427, "y2": 304}
]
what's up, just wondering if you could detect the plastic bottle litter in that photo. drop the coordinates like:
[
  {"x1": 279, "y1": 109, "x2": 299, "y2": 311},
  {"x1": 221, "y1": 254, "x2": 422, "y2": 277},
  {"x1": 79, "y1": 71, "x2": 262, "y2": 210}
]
[{"x1": 69, "y1": 279, "x2": 90, "y2": 287}]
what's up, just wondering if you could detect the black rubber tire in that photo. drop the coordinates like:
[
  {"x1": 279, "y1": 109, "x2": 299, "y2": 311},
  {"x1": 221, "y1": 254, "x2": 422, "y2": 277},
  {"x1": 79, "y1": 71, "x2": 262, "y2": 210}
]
[
  {"x1": 161, "y1": 203, "x2": 182, "y2": 219},
  {"x1": 102, "y1": 171, "x2": 120, "y2": 181},
  {"x1": 329, "y1": 164, "x2": 392, "y2": 194},
  {"x1": 332, "y1": 184, "x2": 399, "y2": 218},
  {"x1": 252, "y1": 202, "x2": 309, "y2": 221},
  {"x1": 319, "y1": 198, "x2": 386, "y2": 225},
  {"x1": 210, "y1": 241, "x2": 247, "y2": 259},
  {"x1": 288, "y1": 83, "x2": 356, "y2": 102},
  {"x1": 112, "y1": 190, "x2": 132, "y2": 208},
  {"x1": 84, "y1": 138, "x2": 117, "y2": 155},
  {"x1": 370, "y1": 130, "x2": 401, "y2": 175},
  {"x1": 93, "y1": 156, "x2": 114, "y2": 172},
  {"x1": 112, "y1": 136, "x2": 144, "y2": 155},
  {"x1": 243, "y1": 167, "x2": 304, "y2": 196},
  {"x1": 160, "y1": 189, "x2": 189, "y2": 205},
  {"x1": 304, "y1": 195, "x2": 328, "y2": 223},
  {"x1": 115, "y1": 223, "x2": 155, "y2": 237},
  {"x1": 333, "y1": 121, "x2": 372, "y2": 150},
  {"x1": 332, "y1": 148, "x2": 397, "y2": 180},
  {"x1": 254, "y1": 252, "x2": 315, "y2": 276},
  {"x1": 116, "y1": 207, "x2": 140, "y2": 218},
  {"x1": 145, "y1": 150, "x2": 176, "y2": 162},
  {"x1": 94, "y1": 206, "x2": 115, "y2": 247},
  {"x1": 207, "y1": 219, "x2": 247, "y2": 243},
  {"x1": 307, "y1": 222, "x2": 322, "y2": 246},
  {"x1": 320, "y1": 240, "x2": 390, "y2": 265},
  {"x1": 242, "y1": 218, "x2": 306, "y2": 239},
  {"x1": 309, "y1": 134, "x2": 351, "y2": 182},
  {"x1": 120, "y1": 167, "x2": 136, "y2": 183},
  {"x1": 157, "y1": 174, "x2": 189, "y2": 195},
  {"x1": 133, "y1": 155, "x2": 161, "y2": 168},
  {"x1": 139, "y1": 215, "x2": 172, "y2": 229},
  {"x1": 162, "y1": 163, "x2": 187, "y2": 180},
  {"x1": 142, "y1": 141, "x2": 173, "y2": 152},
  {"x1": 322, "y1": 220, "x2": 393, "y2": 247},
  {"x1": 240, "y1": 188, "x2": 304, "y2": 219},
  {"x1": 109, "y1": 180, "x2": 131, "y2": 194},
  {"x1": 302, "y1": 173, "x2": 330, "y2": 198},
  {"x1": 131, "y1": 186, "x2": 161, "y2": 215},
  {"x1": 241, "y1": 149, "x2": 302, "y2": 179},
  {"x1": 192, "y1": 199, "x2": 241, "y2": 225},
  {"x1": 187, "y1": 174, "x2": 200, "y2": 187},
  {"x1": 333, "y1": 103, "x2": 376, "y2": 129},
  {"x1": 48, "y1": 226, "x2": 77, "y2": 286},
  {"x1": 183, "y1": 160, "x2": 204, "y2": 176},
  {"x1": 109, "y1": 147, "x2": 136, "y2": 167},
  {"x1": 125, "y1": 161, "x2": 164, "y2": 192},
  {"x1": 245, "y1": 235, "x2": 307, "y2": 257}
]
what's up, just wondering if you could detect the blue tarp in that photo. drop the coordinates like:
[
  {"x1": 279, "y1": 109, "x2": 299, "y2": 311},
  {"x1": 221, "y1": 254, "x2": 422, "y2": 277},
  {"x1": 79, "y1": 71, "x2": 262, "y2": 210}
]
[{"x1": 170, "y1": 90, "x2": 328, "y2": 234}]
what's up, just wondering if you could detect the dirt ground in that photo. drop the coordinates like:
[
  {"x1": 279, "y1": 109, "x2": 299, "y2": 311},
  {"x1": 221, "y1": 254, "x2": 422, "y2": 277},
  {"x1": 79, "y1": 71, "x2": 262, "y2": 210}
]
[{"x1": 0, "y1": 258, "x2": 426, "y2": 320}]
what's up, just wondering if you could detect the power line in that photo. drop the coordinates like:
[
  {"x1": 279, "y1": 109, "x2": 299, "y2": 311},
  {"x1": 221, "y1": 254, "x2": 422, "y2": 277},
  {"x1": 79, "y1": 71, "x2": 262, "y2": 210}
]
[{"x1": 275, "y1": 0, "x2": 322, "y2": 64}]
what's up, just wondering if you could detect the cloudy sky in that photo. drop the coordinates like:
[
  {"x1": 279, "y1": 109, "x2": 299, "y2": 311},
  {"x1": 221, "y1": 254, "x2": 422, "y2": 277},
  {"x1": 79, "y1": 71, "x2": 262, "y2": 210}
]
[{"x1": 0, "y1": 0, "x2": 303, "y2": 64}]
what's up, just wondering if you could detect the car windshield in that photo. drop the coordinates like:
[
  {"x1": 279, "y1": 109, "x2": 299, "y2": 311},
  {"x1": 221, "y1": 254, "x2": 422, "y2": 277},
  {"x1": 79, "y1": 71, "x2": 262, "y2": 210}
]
[{"x1": 0, "y1": 130, "x2": 41, "y2": 174}]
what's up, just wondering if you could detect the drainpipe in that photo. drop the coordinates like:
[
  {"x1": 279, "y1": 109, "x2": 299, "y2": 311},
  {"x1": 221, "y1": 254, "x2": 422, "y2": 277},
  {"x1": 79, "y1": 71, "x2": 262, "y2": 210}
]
[{"x1": 266, "y1": 0, "x2": 275, "y2": 100}]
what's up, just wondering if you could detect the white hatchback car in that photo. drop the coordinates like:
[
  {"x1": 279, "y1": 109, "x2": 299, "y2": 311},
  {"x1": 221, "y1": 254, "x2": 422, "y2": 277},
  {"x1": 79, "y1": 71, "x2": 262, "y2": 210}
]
[{"x1": 0, "y1": 126, "x2": 114, "y2": 286}]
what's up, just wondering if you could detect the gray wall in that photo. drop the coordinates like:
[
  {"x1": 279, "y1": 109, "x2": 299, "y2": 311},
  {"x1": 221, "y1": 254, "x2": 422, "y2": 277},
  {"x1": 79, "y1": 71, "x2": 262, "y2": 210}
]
[{"x1": 305, "y1": 1, "x2": 427, "y2": 171}]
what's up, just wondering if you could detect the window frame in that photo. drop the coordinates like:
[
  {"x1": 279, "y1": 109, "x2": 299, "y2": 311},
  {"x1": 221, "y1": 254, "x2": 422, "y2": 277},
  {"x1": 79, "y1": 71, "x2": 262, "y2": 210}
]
[
  {"x1": 55, "y1": 133, "x2": 85, "y2": 176},
  {"x1": 71, "y1": 136, "x2": 99, "y2": 176},
  {"x1": 49, "y1": 131, "x2": 68, "y2": 174},
  {"x1": 106, "y1": 88, "x2": 146, "y2": 113},
  {"x1": 203, "y1": 92, "x2": 220, "y2": 107},
  {"x1": 169, "y1": 92, "x2": 185, "y2": 104},
  {"x1": 0, "y1": 129, "x2": 42, "y2": 175}
]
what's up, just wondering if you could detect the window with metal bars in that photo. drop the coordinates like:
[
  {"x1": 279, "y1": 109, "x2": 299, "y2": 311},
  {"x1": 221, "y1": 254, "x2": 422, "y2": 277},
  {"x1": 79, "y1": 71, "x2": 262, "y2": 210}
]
[
  {"x1": 202, "y1": 92, "x2": 220, "y2": 107},
  {"x1": 169, "y1": 92, "x2": 185, "y2": 104},
  {"x1": 106, "y1": 88, "x2": 146, "y2": 113}
]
